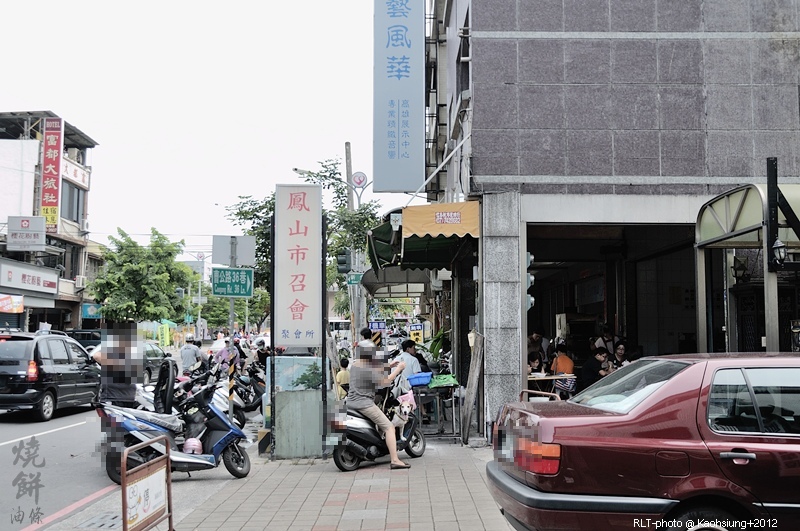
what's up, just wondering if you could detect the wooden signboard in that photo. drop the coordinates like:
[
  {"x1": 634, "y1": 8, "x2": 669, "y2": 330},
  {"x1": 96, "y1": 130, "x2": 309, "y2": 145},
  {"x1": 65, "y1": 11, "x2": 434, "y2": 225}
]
[{"x1": 460, "y1": 331, "x2": 484, "y2": 444}]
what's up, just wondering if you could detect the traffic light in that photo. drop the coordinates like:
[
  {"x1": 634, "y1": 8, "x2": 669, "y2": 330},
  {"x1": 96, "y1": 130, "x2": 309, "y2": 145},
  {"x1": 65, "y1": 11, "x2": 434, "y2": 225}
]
[{"x1": 336, "y1": 248, "x2": 352, "y2": 274}]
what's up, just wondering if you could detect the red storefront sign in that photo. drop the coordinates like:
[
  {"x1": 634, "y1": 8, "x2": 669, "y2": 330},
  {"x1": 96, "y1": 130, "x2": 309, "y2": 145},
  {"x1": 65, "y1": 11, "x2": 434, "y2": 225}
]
[{"x1": 41, "y1": 118, "x2": 63, "y2": 234}]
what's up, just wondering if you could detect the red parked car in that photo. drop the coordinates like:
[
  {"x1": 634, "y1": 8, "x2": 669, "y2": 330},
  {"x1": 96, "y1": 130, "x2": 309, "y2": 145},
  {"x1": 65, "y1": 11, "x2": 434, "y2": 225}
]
[{"x1": 487, "y1": 353, "x2": 800, "y2": 531}]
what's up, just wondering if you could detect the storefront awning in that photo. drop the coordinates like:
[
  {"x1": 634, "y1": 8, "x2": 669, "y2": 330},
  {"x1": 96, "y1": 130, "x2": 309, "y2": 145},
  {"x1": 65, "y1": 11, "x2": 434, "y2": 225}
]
[
  {"x1": 367, "y1": 202, "x2": 480, "y2": 270},
  {"x1": 360, "y1": 267, "x2": 431, "y2": 298},
  {"x1": 696, "y1": 184, "x2": 800, "y2": 249}
]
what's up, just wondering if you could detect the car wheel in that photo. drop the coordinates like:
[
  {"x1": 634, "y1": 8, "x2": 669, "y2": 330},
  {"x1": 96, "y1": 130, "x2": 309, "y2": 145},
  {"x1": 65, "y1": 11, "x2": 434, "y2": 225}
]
[
  {"x1": 666, "y1": 506, "x2": 737, "y2": 531},
  {"x1": 35, "y1": 391, "x2": 55, "y2": 422},
  {"x1": 142, "y1": 369, "x2": 151, "y2": 386}
]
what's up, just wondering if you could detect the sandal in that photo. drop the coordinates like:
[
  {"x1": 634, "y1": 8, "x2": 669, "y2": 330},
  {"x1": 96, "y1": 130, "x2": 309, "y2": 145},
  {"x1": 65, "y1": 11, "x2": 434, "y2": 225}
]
[{"x1": 390, "y1": 462, "x2": 411, "y2": 469}]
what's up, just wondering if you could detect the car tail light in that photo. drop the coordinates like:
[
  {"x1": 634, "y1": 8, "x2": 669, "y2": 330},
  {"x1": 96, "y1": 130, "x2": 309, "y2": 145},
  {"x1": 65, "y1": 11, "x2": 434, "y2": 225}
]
[
  {"x1": 26, "y1": 360, "x2": 39, "y2": 382},
  {"x1": 514, "y1": 439, "x2": 561, "y2": 475}
]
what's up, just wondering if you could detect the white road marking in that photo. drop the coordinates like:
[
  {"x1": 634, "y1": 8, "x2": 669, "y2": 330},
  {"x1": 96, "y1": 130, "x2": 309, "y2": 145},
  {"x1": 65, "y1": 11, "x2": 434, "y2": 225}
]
[{"x1": 0, "y1": 421, "x2": 87, "y2": 447}]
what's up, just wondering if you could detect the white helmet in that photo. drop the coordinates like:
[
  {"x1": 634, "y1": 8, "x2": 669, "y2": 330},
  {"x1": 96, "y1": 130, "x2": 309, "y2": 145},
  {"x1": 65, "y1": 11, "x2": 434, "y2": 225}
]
[
  {"x1": 254, "y1": 337, "x2": 267, "y2": 350},
  {"x1": 185, "y1": 333, "x2": 194, "y2": 342},
  {"x1": 183, "y1": 438, "x2": 203, "y2": 454}
]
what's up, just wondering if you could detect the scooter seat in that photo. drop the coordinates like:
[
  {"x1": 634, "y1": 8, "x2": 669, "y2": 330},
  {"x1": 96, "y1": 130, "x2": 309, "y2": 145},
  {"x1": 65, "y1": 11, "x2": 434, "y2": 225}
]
[
  {"x1": 118, "y1": 407, "x2": 185, "y2": 433},
  {"x1": 346, "y1": 409, "x2": 372, "y2": 421}
]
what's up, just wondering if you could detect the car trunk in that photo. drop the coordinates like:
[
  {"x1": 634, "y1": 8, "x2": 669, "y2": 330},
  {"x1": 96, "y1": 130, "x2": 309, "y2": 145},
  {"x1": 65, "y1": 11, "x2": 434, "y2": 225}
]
[{"x1": 495, "y1": 400, "x2": 687, "y2": 497}]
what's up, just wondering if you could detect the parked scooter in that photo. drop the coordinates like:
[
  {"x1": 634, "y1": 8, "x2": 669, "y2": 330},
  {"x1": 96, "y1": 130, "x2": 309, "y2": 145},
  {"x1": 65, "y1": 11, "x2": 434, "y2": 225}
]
[
  {"x1": 136, "y1": 361, "x2": 248, "y2": 427},
  {"x1": 331, "y1": 379, "x2": 426, "y2": 472},
  {"x1": 97, "y1": 359, "x2": 251, "y2": 484},
  {"x1": 232, "y1": 361, "x2": 267, "y2": 414}
]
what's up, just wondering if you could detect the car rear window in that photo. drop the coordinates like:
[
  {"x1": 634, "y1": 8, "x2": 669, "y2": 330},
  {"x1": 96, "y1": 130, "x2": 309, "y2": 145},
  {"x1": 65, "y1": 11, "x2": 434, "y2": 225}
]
[
  {"x1": 0, "y1": 338, "x2": 32, "y2": 362},
  {"x1": 571, "y1": 359, "x2": 690, "y2": 413}
]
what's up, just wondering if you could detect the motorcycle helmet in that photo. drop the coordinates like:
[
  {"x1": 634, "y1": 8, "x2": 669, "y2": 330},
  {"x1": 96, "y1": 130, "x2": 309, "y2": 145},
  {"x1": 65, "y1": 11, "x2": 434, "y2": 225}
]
[
  {"x1": 185, "y1": 333, "x2": 194, "y2": 342},
  {"x1": 183, "y1": 438, "x2": 203, "y2": 454},
  {"x1": 254, "y1": 337, "x2": 267, "y2": 350}
]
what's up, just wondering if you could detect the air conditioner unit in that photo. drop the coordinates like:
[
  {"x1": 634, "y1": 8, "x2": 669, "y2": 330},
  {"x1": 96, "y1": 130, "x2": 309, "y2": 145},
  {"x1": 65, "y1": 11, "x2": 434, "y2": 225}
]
[
  {"x1": 75, "y1": 275, "x2": 87, "y2": 289},
  {"x1": 79, "y1": 219, "x2": 90, "y2": 233}
]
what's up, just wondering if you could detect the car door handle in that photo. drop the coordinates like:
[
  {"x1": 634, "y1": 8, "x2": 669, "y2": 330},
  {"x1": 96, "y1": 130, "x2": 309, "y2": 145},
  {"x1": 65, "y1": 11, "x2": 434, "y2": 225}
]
[{"x1": 720, "y1": 451, "x2": 756, "y2": 460}]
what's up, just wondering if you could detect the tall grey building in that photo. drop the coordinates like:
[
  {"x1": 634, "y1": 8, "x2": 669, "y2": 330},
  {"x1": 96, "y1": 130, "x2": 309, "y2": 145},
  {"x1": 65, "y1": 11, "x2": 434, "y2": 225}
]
[{"x1": 422, "y1": 1, "x2": 800, "y2": 425}]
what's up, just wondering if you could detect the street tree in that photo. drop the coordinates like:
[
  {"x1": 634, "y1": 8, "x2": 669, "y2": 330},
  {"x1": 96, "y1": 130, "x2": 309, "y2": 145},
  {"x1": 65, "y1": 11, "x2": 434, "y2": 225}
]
[
  {"x1": 226, "y1": 159, "x2": 381, "y2": 317},
  {"x1": 199, "y1": 287, "x2": 271, "y2": 331},
  {"x1": 90, "y1": 228, "x2": 193, "y2": 322}
]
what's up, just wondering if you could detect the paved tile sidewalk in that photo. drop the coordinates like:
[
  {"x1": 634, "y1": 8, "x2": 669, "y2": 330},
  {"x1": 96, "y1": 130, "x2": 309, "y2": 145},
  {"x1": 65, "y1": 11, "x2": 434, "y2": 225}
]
[{"x1": 176, "y1": 440, "x2": 512, "y2": 531}]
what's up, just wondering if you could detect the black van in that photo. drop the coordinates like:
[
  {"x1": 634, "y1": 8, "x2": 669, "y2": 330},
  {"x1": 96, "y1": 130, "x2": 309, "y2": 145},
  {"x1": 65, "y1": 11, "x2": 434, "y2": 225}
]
[
  {"x1": 65, "y1": 329, "x2": 102, "y2": 351},
  {"x1": 0, "y1": 330, "x2": 100, "y2": 421}
]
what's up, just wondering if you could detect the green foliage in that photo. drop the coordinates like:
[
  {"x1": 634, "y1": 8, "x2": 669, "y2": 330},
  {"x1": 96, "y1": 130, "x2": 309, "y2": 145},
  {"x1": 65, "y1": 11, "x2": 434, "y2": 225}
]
[
  {"x1": 426, "y1": 328, "x2": 450, "y2": 361},
  {"x1": 200, "y1": 287, "x2": 271, "y2": 330},
  {"x1": 89, "y1": 228, "x2": 192, "y2": 323},
  {"x1": 332, "y1": 289, "x2": 351, "y2": 320},
  {"x1": 369, "y1": 298, "x2": 415, "y2": 321},
  {"x1": 226, "y1": 194, "x2": 276, "y2": 293},
  {"x1": 226, "y1": 159, "x2": 382, "y2": 319},
  {"x1": 291, "y1": 362, "x2": 323, "y2": 390}
]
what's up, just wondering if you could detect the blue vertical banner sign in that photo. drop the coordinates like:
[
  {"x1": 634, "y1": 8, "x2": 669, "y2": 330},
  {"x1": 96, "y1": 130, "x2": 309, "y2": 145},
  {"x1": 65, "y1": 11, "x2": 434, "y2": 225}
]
[
  {"x1": 373, "y1": 0, "x2": 425, "y2": 192},
  {"x1": 274, "y1": 184, "x2": 323, "y2": 347}
]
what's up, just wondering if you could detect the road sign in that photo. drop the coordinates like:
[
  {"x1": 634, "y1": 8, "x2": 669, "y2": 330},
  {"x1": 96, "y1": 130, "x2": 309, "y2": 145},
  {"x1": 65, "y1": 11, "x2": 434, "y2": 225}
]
[
  {"x1": 211, "y1": 268, "x2": 253, "y2": 297},
  {"x1": 347, "y1": 272, "x2": 364, "y2": 285},
  {"x1": 192, "y1": 296, "x2": 208, "y2": 304},
  {"x1": 409, "y1": 323, "x2": 423, "y2": 343}
]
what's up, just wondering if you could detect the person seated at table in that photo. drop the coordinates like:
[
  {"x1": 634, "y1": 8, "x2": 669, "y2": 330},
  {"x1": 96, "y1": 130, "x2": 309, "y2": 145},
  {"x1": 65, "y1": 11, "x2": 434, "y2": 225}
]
[
  {"x1": 527, "y1": 350, "x2": 545, "y2": 374},
  {"x1": 578, "y1": 347, "x2": 612, "y2": 391},
  {"x1": 397, "y1": 340, "x2": 422, "y2": 379},
  {"x1": 550, "y1": 343, "x2": 574, "y2": 375},
  {"x1": 610, "y1": 341, "x2": 630, "y2": 370},
  {"x1": 414, "y1": 351, "x2": 430, "y2": 373}
]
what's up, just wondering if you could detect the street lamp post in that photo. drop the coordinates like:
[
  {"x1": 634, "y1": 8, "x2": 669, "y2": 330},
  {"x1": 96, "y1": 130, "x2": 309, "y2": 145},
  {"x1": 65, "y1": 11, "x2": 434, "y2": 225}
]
[
  {"x1": 293, "y1": 144, "x2": 373, "y2": 332},
  {"x1": 186, "y1": 252, "x2": 208, "y2": 340}
]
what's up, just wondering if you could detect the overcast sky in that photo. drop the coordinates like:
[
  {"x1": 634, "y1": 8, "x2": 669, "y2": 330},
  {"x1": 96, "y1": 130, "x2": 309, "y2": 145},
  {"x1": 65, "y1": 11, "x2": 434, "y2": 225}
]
[{"x1": 4, "y1": 1, "x2": 422, "y2": 260}]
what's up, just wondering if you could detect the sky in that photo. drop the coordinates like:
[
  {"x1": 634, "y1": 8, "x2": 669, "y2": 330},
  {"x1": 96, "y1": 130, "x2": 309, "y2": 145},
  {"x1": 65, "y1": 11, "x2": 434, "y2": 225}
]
[{"x1": 4, "y1": 1, "x2": 423, "y2": 261}]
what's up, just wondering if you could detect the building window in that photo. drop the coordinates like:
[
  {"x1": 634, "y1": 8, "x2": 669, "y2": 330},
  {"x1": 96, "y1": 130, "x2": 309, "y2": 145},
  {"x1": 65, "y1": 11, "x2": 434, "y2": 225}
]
[{"x1": 61, "y1": 181, "x2": 85, "y2": 223}]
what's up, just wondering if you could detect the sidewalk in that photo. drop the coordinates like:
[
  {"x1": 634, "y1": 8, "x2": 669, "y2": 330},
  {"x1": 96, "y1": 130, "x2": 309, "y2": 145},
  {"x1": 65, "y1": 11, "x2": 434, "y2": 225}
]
[{"x1": 175, "y1": 439, "x2": 511, "y2": 531}]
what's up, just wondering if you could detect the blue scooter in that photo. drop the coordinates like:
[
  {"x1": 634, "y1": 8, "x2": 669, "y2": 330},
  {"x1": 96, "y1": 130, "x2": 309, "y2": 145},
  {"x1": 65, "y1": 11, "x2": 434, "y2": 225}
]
[{"x1": 97, "y1": 360, "x2": 251, "y2": 484}]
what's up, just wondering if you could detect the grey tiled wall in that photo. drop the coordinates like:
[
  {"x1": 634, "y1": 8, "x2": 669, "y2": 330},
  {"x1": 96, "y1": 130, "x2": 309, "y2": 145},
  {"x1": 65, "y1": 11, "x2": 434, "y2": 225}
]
[{"x1": 470, "y1": 0, "x2": 800, "y2": 183}]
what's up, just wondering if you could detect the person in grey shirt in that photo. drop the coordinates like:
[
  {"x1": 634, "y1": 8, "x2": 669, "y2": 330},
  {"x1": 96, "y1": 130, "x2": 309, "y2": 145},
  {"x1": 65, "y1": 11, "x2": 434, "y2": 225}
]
[
  {"x1": 180, "y1": 333, "x2": 202, "y2": 373},
  {"x1": 346, "y1": 327, "x2": 410, "y2": 469}
]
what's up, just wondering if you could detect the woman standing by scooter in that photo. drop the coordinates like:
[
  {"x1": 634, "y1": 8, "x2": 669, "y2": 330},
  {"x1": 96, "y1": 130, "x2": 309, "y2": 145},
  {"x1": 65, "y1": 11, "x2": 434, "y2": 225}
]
[{"x1": 346, "y1": 328, "x2": 410, "y2": 470}]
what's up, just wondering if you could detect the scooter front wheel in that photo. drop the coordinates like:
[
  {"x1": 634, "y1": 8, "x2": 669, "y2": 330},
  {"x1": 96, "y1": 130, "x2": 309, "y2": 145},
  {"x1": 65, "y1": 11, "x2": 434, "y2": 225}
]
[
  {"x1": 333, "y1": 446, "x2": 362, "y2": 472},
  {"x1": 222, "y1": 444, "x2": 251, "y2": 478}
]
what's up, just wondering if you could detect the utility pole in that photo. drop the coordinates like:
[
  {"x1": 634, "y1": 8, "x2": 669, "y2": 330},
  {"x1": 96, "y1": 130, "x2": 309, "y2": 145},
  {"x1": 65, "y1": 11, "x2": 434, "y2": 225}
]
[{"x1": 345, "y1": 142, "x2": 367, "y2": 330}]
